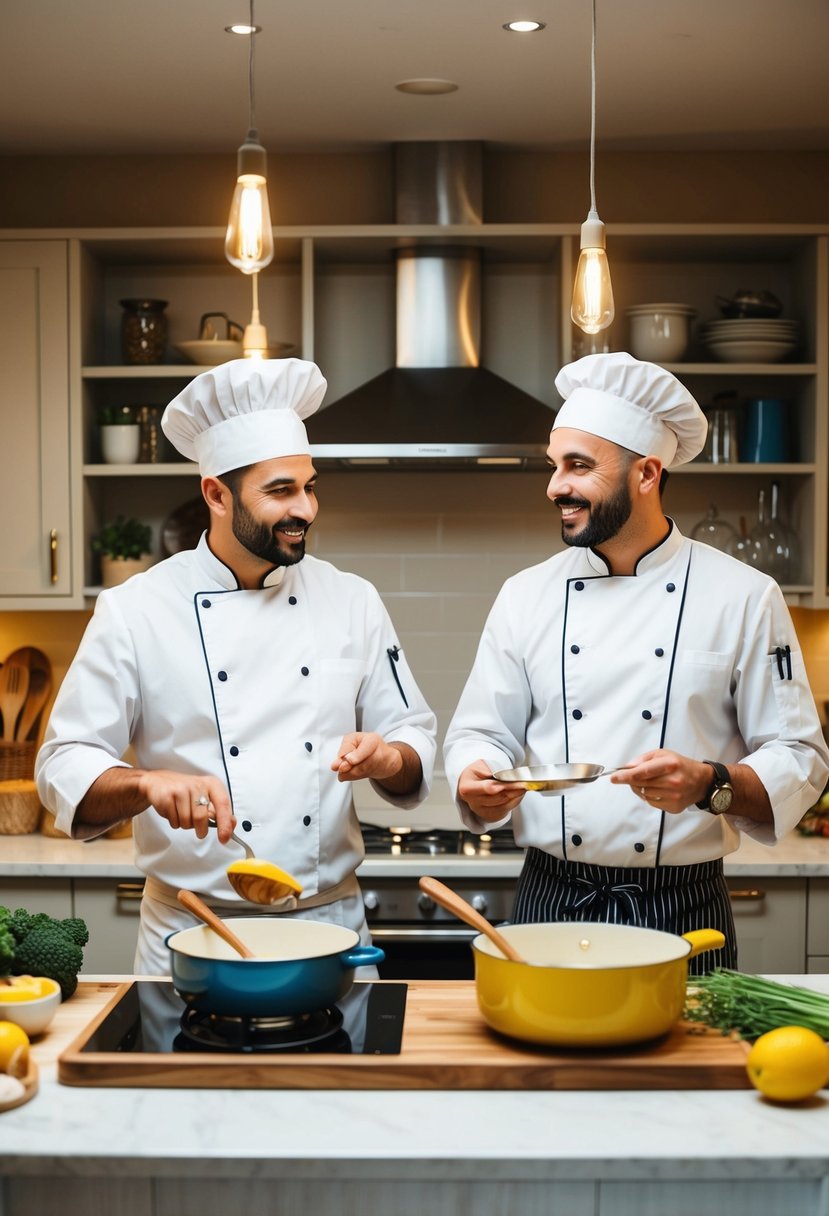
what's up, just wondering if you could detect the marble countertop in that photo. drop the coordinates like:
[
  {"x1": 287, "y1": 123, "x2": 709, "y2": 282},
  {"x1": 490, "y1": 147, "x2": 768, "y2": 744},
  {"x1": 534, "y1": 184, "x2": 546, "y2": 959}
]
[
  {"x1": 3, "y1": 828, "x2": 829, "y2": 880},
  {"x1": 2, "y1": 975, "x2": 829, "y2": 1182}
]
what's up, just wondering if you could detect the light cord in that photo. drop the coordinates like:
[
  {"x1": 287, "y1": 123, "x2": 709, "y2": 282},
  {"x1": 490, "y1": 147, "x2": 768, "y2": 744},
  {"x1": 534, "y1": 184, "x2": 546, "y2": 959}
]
[
  {"x1": 589, "y1": 0, "x2": 597, "y2": 213},
  {"x1": 248, "y1": 0, "x2": 257, "y2": 134}
]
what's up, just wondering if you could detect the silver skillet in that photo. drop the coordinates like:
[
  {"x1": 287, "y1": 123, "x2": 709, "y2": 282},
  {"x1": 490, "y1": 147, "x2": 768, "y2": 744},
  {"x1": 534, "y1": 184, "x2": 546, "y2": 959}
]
[{"x1": 492, "y1": 763, "x2": 629, "y2": 795}]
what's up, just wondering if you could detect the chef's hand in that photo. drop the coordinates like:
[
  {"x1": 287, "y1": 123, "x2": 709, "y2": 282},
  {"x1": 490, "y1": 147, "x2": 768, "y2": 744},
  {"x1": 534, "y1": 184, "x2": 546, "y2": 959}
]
[
  {"x1": 331, "y1": 731, "x2": 412, "y2": 784},
  {"x1": 610, "y1": 749, "x2": 713, "y2": 814},
  {"x1": 136, "y1": 770, "x2": 236, "y2": 842},
  {"x1": 457, "y1": 760, "x2": 525, "y2": 822}
]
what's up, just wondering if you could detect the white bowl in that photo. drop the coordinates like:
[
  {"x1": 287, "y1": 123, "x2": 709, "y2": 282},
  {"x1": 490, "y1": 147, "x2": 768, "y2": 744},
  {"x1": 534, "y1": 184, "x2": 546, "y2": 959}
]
[
  {"x1": 627, "y1": 306, "x2": 695, "y2": 363},
  {"x1": 0, "y1": 979, "x2": 62, "y2": 1036},
  {"x1": 705, "y1": 338, "x2": 796, "y2": 363},
  {"x1": 174, "y1": 340, "x2": 244, "y2": 365}
]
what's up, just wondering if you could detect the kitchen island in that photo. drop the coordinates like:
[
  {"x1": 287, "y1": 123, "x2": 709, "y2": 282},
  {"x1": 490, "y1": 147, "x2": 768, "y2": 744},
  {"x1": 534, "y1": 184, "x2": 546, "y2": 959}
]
[{"x1": 1, "y1": 976, "x2": 829, "y2": 1216}]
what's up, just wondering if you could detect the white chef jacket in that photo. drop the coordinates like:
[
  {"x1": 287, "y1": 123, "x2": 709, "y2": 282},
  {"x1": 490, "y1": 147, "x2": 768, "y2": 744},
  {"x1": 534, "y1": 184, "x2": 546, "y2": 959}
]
[
  {"x1": 37, "y1": 535, "x2": 437, "y2": 910},
  {"x1": 444, "y1": 522, "x2": 829, "y2": 867}
]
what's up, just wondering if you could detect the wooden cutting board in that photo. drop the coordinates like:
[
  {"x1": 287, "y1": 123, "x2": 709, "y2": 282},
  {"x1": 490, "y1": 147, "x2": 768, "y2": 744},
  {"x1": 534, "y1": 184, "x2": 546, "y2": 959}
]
[{"x1": 57, "y1": 980, "x2": 752, "y2": 1091}]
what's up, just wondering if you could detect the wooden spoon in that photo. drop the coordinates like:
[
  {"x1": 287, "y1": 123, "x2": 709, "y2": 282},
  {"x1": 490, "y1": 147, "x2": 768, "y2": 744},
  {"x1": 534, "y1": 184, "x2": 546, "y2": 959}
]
[
  {"x1": 11, "y1": 648, "x2": 52, "y2": 742},
  {"x1": 176, "y1": 889, "x2": 256, "y2": 959},
  {"x1": 418, "y1": 876, "x2": 526, "y2": 964},
  {"x1": 207, "y1": 820, "x2": 303, "y2": 906},
  {"x1": 0, "y1": 662, "x2": 29, "y2": 743}
]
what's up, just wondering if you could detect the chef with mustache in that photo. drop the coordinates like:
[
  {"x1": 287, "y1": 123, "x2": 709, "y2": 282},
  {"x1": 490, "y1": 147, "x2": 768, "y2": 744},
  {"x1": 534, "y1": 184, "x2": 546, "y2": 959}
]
[
  {"x1": 444, "y1": 352, "x2": 828, "y2": 970},
  {"x1": 37, "y1": 358, "x2": 436, "y2": 974}
]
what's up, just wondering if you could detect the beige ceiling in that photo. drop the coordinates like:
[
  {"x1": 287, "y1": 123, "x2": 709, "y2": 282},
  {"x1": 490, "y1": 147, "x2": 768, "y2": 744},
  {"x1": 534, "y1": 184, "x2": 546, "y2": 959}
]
[{"x1": 3, "y1": 0, "x2": 828, "y2": 157}]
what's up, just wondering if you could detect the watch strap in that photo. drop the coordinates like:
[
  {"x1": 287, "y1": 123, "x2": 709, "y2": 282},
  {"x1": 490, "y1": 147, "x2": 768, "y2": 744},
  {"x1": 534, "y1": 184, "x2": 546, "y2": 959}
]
[{"x1": 695, "y1": 760, "x2": 731, "y2": 811}]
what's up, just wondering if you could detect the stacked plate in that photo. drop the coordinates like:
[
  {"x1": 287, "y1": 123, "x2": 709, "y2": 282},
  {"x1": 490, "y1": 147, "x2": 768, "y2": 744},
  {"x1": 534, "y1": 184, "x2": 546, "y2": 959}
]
[{"x1": 702, "y1": 317, "x2": 798, "y2": 363}]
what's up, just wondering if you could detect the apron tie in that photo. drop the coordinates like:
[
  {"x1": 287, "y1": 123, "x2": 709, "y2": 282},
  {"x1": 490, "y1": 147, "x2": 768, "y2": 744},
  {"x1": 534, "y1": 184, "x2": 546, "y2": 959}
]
[{"x1": 565, "y1": 875, "x2": 644, "y2": 922}]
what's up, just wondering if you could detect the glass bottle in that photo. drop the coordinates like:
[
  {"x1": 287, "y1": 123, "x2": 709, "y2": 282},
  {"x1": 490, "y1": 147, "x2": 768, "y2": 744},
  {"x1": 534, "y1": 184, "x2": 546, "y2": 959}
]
[
  {"x1": 138, "y1": 405, "x2": 161, "y2": 463},
  {"x1": 120, "y1": 298, "x2": 168, "y2": 365},
  {"x1": 691, "y1": 503, "x2": 736, "y2": 552},
  {"x1": 748, "y1": 484, "x2": 791, "y2": 583}
]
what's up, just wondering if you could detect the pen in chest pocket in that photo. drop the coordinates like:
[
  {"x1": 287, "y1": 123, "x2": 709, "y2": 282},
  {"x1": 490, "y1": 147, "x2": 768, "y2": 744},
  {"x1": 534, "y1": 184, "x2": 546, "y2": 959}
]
[{"x1": 774, "y1": 645, "x2": 792, "y2": 680}]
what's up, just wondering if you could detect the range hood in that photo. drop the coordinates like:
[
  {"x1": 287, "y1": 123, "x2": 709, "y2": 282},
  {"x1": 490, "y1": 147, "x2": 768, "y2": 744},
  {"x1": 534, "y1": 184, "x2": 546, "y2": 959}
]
[{"x1": 305, "y1": 142, "x2": 556, "y2": 469}]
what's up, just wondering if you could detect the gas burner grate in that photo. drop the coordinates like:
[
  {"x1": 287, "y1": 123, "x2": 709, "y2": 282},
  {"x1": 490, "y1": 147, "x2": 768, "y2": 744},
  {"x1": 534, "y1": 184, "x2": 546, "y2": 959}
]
[
  {"x1": 361, "y1": 823, "x2": 518, "y2": 857},
  {"x1": 176, "y1": 1004, "x2": 348, "y2": 1054}
]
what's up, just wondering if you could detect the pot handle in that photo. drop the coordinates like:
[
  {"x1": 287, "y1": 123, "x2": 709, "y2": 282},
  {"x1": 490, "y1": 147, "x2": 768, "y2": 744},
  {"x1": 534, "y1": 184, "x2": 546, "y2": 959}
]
[
  {"x1": 340, "y1": 945, "x2": 385, "y2": 970},
  {"x1": 682, "y1": 928, "x2": 726, "y2": 959}
]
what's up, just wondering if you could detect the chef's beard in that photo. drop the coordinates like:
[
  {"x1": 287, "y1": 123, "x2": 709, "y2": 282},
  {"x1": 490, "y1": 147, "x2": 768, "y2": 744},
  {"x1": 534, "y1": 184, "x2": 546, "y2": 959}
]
[
  {"x1": 557, "y1": 481, "x2": 633, "y2": 549},
  {"x1": 231, "y1": 499, "x2": 310, "y2": 568}
]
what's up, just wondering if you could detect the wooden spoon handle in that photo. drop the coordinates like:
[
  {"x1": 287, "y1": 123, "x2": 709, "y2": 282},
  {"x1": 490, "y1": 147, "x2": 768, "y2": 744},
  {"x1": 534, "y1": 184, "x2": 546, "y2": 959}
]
[
  {"x1": 418, "y1": 876, "x2": 525, "y2": 963},
  {"x1": 176, "y1": 889, "x2": 256, "y2": 959}
]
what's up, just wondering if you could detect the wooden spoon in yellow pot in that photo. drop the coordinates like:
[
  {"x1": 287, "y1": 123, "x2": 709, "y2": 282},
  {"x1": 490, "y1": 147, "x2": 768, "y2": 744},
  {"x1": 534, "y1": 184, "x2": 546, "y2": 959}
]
[{"x1": 209, "y1": 821, "x2": 303, "y2": 906}]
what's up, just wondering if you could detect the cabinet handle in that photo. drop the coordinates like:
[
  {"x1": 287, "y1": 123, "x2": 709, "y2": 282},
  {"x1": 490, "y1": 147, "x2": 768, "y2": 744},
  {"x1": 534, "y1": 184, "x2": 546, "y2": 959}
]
[
  {"x1": 116, "y1": 882, "x2": 145, "y2": 902},
  {"x1": 49, "y1": 528, "x2": 58, "y2": 584},
  {"x1": 728, "y1": 888, "x2": 766, "y2": 902}
]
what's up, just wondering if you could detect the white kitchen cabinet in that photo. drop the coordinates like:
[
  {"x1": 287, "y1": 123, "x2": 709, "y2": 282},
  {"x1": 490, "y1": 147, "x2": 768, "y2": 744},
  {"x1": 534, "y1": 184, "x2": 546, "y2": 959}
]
[
  {"x1": 0, "y1": 877, "x2": 72, "y2": 918},
  {"x1": 72, "y1": 877, "x2": 142, "y2": 973},
  {"x1": 0, "y1": 241, "x2": 75, "y2": 605},
  {"x1": 805, "y1": 876, "x2": 829, "y2": 973},
  {"x1": 3, "y1": 223, "x2": 827, "y2": 608},
  {"x1": 726, "y1": 876, "x2": 807, "y2": 972}
]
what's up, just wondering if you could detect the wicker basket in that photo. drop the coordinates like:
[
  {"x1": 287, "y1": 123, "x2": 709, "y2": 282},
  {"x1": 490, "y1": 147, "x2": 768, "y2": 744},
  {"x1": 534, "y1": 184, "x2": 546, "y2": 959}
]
[
  {"x1": 0, "y1": 780, "x2": 42, "y2": 834},
  {"x1": 40, "y1": 809, "x2": 70, "y2": 838},
  {"x1": 0, "y1": 741, "x2": 35, "y2": 782}
]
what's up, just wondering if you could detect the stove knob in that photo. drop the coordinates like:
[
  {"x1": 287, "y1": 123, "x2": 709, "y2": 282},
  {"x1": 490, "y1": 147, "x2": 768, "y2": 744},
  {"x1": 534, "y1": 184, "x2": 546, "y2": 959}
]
[
  {"x1": 363, "y1": 891, "x2": 380, "y2": 913},
  {"x1": 471, "y1": 893, "x2": 488, "y2": 915},
  {"x1": 417, "y1": 893, "x2": 435, "y2": 914}
]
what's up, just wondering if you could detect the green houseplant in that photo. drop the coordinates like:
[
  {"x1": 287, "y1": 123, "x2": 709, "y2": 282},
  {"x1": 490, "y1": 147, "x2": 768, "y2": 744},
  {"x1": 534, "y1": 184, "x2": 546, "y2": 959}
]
[
  {"x1": 98, "y1": 404, "x2": 141, "y2": 464},
  {"x1": 92, "y1": 516, "x2": 153, "y2": 587}
]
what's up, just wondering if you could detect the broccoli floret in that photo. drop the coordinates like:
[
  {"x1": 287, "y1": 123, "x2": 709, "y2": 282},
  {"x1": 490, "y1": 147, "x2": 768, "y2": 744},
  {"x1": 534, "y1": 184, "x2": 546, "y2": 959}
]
[
  {"x1": 11, "y1": 926, "x2": 84, "y2": 999},
  {"x1": 59, "y1": 917, "x2": 90, "y2": 949},
  {"x1": 0, "y1": 923, "x2": 14, "y2": 975}
]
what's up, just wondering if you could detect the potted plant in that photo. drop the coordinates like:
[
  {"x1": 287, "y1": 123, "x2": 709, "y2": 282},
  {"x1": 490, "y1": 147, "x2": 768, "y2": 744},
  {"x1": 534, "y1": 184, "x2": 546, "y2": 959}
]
[
  {"x1": 98, "y1": 404, "x2": 141, "y2": 464},
  {"x1": 92, "y1": 516, "x2": 154, "y2": 587}
]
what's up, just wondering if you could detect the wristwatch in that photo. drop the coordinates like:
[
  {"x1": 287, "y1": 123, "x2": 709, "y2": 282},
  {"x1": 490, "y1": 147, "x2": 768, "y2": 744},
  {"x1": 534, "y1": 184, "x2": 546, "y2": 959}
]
[{"x1": 695, "y1": 760, "x2": 734, "y2": 815}]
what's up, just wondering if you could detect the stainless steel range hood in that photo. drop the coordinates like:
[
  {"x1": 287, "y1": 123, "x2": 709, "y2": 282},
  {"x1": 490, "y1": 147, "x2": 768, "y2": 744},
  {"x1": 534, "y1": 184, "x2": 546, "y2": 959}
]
[{"x1": 306, "y1": 142, "x2": 555, "y2": 469}]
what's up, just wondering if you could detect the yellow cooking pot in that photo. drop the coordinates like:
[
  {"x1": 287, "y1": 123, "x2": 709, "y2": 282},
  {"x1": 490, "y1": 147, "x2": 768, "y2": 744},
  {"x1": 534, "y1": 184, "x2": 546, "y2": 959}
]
[{"x1": 472, "y1": 922, "x2": 725, "y2": 1047}]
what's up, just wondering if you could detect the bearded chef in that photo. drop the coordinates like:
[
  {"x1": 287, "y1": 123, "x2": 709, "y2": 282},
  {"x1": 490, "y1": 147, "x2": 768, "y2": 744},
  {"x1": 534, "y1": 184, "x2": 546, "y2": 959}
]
[
  {"x1": 36, "y1": 358, "x2": 437, "y2": 974},
  {"x1": 444, "y1": 352, "x2": 829, "y2": 970}
]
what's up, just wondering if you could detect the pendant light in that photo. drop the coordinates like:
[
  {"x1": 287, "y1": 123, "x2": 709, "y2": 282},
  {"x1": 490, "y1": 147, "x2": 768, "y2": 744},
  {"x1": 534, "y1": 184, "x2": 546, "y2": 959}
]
[
  {"x1": 570, "y1": 0, "x2": 615, "y2": 336},
  {"x1": 224, "y1": 1, "x2": 274, "y2": 358}
]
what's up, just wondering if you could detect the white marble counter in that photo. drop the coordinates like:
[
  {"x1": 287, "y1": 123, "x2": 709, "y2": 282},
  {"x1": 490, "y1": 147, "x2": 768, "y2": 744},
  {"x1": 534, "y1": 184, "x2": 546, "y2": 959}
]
[
  {"x1": 3, "y1": 827, "x2": 829, "y2": 880},
  {"x1": 1, "y1": 977, "x2": 829, "y2": 1216}
]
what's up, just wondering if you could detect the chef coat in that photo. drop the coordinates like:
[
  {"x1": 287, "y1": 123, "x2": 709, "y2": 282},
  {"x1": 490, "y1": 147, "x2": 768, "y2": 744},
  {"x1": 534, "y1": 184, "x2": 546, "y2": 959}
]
[
  {"x1": 37, "y1": 535, "x2": 437, "y2": 910},
  {"x1": 444, "y1": 522, "x2": 829, "y2": 867}
]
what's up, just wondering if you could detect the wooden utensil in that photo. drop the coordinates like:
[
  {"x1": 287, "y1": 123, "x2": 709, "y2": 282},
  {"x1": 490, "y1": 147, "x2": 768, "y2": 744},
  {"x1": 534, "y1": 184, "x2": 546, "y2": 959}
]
[
  {"x1": 418, "y1": 876, "x2": 526, "y2": 963},
  {"x1": 0, "y1": 662, "x2": 29, "y2": 743},
  {"x1": 175, "y1": 889, "x2": 256, "y2": 959},
  {"x1": 10, "y1": 648, "x2": 52, "y2": 742}
]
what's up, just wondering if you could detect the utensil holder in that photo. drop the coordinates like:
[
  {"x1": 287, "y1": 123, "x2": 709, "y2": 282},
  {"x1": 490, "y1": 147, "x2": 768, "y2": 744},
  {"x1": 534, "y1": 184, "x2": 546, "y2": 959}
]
[{"x1": 0, "y1": 740, "x2": 35, "y2": 782}]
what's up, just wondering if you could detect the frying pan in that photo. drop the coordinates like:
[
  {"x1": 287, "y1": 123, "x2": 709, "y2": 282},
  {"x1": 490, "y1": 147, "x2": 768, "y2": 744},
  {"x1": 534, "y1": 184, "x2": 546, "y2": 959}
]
[{"x1": 492, "y1": 763, "x2": 629, "y2": 794}]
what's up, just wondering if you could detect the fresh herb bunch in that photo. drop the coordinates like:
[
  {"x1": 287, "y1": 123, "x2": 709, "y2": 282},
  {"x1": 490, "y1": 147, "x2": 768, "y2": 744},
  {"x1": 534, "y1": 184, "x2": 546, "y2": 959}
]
[
  {"x1": 685, "y1": 968, "x2": 829, "y2": 1042},
  {"x1": 92, "y1": 516, "x2": 152, "y2": 559}
]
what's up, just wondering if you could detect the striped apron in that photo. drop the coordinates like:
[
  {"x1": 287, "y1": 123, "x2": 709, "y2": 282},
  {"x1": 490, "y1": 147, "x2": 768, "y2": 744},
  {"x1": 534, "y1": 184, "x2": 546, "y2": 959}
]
[{"x1": 512, "y1": 848, "x2": 737, "y2": 976}]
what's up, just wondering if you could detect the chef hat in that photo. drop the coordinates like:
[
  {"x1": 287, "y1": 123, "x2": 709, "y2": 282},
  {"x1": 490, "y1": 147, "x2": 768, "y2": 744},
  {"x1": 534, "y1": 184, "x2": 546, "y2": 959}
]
[
  {"x1": 553, "y1": 352, "x2": 707, "y2": 468},
  {"x1": 161, "y1": 358, "x2": 328, "y2": 477}
]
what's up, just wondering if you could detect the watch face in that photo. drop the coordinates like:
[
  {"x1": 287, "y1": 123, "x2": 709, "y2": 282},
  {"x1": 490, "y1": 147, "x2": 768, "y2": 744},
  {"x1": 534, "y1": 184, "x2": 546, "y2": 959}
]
[{"x1": 711, "y1": 785, "x2": 733, "y2": 813}]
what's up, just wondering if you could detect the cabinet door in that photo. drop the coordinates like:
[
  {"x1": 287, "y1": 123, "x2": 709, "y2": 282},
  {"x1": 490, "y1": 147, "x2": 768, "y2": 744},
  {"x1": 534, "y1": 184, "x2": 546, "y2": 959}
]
[
  {"x1": 0, "y1": 877, "x2": 72, "y2": 918},
  {"x1": 727, "y1": 877, "x2": 806, "y2": 972},
  {"x1": 0, "y1": 241, "x2": 73, "y2": 599},
  {"x1": 73, "y1": 878, "x2": 143, "y2": 973}
]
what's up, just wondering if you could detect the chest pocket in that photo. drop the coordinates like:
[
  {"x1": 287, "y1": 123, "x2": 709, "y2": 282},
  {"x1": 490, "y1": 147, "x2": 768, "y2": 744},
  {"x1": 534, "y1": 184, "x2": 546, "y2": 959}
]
[{"x1": 319, "y1": 658, "x2": 365, "y2": 706}]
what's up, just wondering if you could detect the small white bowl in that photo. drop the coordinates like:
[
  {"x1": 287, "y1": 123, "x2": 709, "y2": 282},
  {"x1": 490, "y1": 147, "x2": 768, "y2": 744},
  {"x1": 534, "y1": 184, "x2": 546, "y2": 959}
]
[
  {"x1": 626, "y1": 304, "x2": 695, "y2": 363},
  {"x1": 0, "y1": 979, "x2": 62, "y2": 1036}
]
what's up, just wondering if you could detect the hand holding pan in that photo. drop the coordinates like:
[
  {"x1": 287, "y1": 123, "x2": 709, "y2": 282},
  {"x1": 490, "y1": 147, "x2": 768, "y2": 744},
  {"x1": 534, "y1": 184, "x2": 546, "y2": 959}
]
[{"x1": 492, "y1": 763, "x2": 634, "y2": 795}]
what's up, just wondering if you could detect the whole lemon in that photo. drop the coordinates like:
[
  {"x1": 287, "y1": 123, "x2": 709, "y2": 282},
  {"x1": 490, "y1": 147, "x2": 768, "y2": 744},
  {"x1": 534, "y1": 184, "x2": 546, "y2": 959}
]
[
  {"x1": 0, "y1": 1020, "x2": 30, "y2": 1078},
  {"x1": 746, "y1": 1025, "x2": 829, "y2": 1102}
]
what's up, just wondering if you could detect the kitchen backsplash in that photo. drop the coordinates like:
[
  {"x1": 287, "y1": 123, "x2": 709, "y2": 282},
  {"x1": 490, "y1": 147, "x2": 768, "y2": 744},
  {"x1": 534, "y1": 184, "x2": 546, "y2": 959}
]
[{"x1": 3, "y1": 469, "x2": 829, "y2": 829}]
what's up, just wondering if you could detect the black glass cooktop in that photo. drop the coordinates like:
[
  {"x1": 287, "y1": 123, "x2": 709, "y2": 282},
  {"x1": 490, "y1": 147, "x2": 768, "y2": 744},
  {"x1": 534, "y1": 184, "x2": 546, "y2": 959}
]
[{"x1": 78, "y1": 980, "x2": 407, "y2": 1057}]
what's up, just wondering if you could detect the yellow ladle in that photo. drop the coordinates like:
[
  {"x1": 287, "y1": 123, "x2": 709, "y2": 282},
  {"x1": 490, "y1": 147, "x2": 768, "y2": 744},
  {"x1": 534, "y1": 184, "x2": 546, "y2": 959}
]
[{"x1": 208, "y1": 821, "x2": 303, "y2": 906}]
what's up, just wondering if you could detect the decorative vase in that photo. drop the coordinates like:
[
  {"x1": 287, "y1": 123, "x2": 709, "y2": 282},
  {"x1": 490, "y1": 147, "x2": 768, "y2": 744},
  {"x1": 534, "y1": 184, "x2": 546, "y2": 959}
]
[
  {"x1": 120, "y1": 298, "x2": 168, "y2": 365},
  {"x1": 100, "y1": 554, "x2": 154, "y2": 588},
  {"x1": 101, "y1": 424, "x2": 141, "y2": 464}
]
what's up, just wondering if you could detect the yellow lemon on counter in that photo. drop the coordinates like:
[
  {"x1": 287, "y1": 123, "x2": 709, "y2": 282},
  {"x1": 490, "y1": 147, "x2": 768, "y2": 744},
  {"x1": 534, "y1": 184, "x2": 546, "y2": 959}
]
[
  {"x1": 746, "y1": 1025, "x2": 829, "y2": 1102},
  {"x1": 0, "y1": 976, "x2": 58, "y2": 1002},
  {"x1": 0, "y1": 1020, "x2": 30, "y2": 1078}
]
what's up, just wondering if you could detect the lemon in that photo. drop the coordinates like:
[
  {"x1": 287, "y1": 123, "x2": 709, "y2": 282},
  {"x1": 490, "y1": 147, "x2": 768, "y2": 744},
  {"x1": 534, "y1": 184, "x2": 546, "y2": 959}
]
[
  {"x1": 746, "y1": 1025, "x2": 829, "y2": 1102},
  {"x1": 0, "y1": 975, "x2": 56, "y2": 1002},
  {"x1": 0, "y1": 1020, "x2": 30, "y2": 1078}
]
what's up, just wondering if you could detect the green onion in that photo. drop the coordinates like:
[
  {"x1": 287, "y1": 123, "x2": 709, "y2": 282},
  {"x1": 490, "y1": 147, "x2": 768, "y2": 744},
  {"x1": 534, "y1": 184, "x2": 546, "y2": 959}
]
[{"x1": 684, "y1": 969, "x2": 829, "y2": 1041}]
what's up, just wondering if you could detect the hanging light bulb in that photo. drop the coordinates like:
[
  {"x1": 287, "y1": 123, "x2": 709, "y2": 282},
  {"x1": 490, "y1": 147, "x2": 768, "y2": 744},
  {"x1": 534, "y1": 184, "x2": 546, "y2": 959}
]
[
  {"x1": 571, "y1": 0, "x2": 614, "y2": 336},
  {"x1": 225, "y1": 1, "x2": 274, "y2": 276}
]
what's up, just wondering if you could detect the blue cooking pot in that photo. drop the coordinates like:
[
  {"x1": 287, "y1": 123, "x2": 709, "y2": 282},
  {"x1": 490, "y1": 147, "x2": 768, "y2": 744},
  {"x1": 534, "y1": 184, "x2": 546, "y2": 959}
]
[{"x1": 166, "y1": 917, "x2": 384, "y2": 1016}]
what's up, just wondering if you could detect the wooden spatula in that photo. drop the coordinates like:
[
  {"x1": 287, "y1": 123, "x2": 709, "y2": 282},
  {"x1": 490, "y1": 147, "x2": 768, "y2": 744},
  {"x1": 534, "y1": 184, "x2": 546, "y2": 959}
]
[
  {"x1": 0, "y1": 663, "x2": 29, "y2": 743},
  {"x1": 9, "y1": 648, "x2": 52, "y2": 742}
]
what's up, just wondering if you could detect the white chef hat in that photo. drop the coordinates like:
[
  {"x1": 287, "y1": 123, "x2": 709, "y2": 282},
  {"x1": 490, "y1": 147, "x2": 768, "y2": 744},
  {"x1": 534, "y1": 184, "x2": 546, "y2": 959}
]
[
  {"x1": 161, "y1": 358, "x2": 327, "y2": 477},
  {"x1": 553, "y1": 352, "x2": 707, "y2": 468}
]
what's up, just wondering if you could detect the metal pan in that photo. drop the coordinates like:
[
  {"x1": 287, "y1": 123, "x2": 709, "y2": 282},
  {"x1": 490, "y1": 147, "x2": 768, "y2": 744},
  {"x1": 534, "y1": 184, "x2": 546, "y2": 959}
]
[{"x1": 492, "y1": 763, "x2": 626, "y2": 794}]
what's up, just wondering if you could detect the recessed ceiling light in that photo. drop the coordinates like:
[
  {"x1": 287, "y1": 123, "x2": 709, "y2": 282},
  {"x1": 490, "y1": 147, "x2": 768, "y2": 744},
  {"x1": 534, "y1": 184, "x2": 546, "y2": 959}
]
[
  {"x1": 503, "y1": 20, "x2": 546, "y2": 33},
  {"x1": 395, "y1": 79, "x2": 459, "y2": 95},
  {"x1": 225, "y1": 23, "x2": 262, "y2": 35}
]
